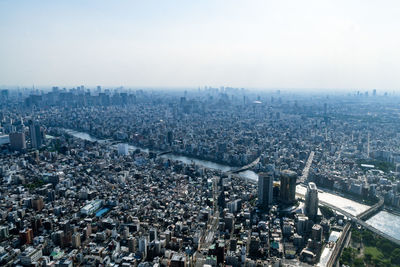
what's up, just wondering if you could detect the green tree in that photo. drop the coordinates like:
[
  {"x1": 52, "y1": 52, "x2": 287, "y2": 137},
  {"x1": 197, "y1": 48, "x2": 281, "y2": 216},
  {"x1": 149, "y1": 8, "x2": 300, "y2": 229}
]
[
  {"x1": 340, "y1": 247, "x2": 355, "y2": 266},
  {"x1": 353, "y1": 257, "x2": 364, "y2": 267},
  {"x1": 362, "y1": 230, "x2": 376, "y2": 246},
  {"x1": 352, "y1": 229, "x2": 361, "y2": 244},
  {"x1": 391, "y1": 248, "x2": 400, "y2": 265},
  {"x1": 377, "y1": 239, "x2": 394, "y2": 257},
  {"x1": 364, "y1": 253, "x2": 372, "y2": 263}
]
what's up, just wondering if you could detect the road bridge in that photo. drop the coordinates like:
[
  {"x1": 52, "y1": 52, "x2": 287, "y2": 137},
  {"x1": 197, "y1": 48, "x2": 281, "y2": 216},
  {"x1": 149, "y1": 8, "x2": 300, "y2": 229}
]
[
  {"x1": 230, "y1": 156, "x2": 260, "y2": 174},
  {"x1": 357, "y1": 196, "x2": 384, "y2": 220}
]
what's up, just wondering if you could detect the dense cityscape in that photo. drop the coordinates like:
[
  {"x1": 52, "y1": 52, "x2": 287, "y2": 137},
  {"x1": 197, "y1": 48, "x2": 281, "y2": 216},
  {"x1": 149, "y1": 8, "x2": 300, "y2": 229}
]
[{"x1": 0, "y1": 87, "x2": 400, "y2": 266}]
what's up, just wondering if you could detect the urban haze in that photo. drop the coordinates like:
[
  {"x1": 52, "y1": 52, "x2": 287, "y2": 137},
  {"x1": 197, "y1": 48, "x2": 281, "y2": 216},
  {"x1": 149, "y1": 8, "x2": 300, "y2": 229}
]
[{"x1": 1, "y1": 1, "x2": 400, "y2": 267}]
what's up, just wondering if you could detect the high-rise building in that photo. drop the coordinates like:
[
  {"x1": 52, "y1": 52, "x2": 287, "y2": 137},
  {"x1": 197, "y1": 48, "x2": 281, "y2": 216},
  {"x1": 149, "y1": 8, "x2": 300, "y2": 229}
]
[
  {"x1": 0, "y1": 226, "x2": 9, "y2": 239},
  {"x1": 72, "y1": 233, "x2": 81, "y2": 248},
  {"x1": 128, "y1": 237, "x2": 137, "y2": 253},
  {"x1": 258, "y1": 172, "x2": 273, "y2": 208},
  {"x1": 305, "y1": 182, "x2": 318, "y2": 219},
  {"x1": 280, "y1": 170, "x2": 297, "y2": 204},
  {"x1": 29, "y1": 121, "x2": 42, "y2": 149},
  {"x1": 9, "y1": 132, "x2": 26, "y2": 151},
  {"x1": 149, "y1": 228, "x2": 157, "y2": 242},
  {"x1": 311, "y1": 224, "x2": 323, "y2": 242},
  {"x1": 139, "y1": 236, "x2": 148, "y2": 259},
  {"x1": 32, "y1": 197, "x2": 44, "y2": 211},
  {"x1": 117, "y1": 143, "x2": 129, "y2": 156}
]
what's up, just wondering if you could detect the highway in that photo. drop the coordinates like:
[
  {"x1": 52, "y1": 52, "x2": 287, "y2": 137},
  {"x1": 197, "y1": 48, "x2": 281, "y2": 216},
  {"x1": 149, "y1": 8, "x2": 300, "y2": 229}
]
[
  {"x1": 319, "y1": 199, "x2": 400, "y2": 246},
  {"x1": 299, "y1": 151, "x2": 314, "y2": 183},
  {"x1": 296, "y1": 188, "x2": 399, "y2": 246}
]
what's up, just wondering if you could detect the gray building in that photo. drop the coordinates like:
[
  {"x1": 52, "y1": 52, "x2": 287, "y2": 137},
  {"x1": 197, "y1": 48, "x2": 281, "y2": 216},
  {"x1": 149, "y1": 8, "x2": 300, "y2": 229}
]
[
  {"x1": 9, "y1": 132, "x2": 26, "y2": 151},
  {"x1": 280, "y1": 170, "x2": 297, "y2": 204},
  {"x1": 258, "y1": 172, "x2": 273, "y2": 209},
  {"x1": 305, "y1": 182, "x2": 318, "y2": 219},
  {"x1": 29, "y1": 121, "x2": 42, "y2": 149}
]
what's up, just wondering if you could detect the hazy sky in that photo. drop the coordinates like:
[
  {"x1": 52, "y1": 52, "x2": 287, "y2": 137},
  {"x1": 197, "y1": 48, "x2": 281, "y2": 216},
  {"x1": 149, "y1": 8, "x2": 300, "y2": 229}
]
[{"x1": 0, "y1": 0, "x2": 399, "y2": 90}]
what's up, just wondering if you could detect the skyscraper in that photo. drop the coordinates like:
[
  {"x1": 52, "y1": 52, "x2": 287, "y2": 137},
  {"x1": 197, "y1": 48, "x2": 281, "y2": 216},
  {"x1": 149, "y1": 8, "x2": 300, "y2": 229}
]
[
  {"x1": 139, "y1": 236, "x2": 148, "y2": 259},
  {"x1": 29, "y1": 121, "x2": 42, "y2": 149},
  {"x1": 258, "y1": 172, "x2": 273, "y2": 209},
  {"x1": 280, "y1": 170, "x2": 297, "y2": 204},
  {"x1": 305, "y1": 182, "x2": 319, "y2": 219},
  {"x1": 9, "y1": 132, "x2": 26, "y2": 151}
]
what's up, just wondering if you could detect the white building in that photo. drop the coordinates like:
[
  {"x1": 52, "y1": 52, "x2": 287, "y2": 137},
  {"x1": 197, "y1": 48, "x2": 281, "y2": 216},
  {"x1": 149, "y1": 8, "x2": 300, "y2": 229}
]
[
  {"x1": 118, "y1": 143, "x2": 129, "y2": 156},
  {"x1": 80, "y1": 199, "x2": 103, "y2": 216},
  {"x1": 19, "y1": 246, "x2": 43, "y2": 266}
]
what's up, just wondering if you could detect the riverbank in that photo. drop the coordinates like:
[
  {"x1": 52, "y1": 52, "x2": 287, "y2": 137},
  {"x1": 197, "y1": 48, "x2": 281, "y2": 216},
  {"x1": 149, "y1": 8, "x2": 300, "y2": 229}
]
[
  {"x1": 60, "y1": 128, "x2": 259, "y2": 180},
  {"x1": 61, "y1": 127, "x2": 258, "y2": 168}
]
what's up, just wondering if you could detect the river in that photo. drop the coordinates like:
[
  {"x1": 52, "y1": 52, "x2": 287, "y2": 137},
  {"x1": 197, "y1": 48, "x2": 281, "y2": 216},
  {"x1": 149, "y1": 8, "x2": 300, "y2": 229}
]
[
  {"x1": 63, "y1": 129, "x2": 400, "y2": 242},
  {"x1": 63, "y1": 129, "x2": 251, "y2": 176}
]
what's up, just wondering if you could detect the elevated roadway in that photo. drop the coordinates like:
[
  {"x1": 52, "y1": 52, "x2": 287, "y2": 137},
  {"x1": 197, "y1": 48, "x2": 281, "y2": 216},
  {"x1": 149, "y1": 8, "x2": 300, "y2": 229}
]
[{"x1": 320, "y1": 200, "x2": 399, "y2": 246}]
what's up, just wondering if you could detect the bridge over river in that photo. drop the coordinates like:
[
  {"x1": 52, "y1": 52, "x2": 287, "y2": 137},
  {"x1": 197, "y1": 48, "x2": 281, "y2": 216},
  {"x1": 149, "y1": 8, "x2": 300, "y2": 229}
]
[{"x1": 229, "y1": 156, "x2": 260, "y2": 173}]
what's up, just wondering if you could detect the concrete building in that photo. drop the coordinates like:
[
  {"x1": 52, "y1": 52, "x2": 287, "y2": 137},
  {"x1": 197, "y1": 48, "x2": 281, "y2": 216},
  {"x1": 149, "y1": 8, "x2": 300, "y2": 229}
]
[
  {"x1": 29, "y1": 121, "x2": 42, "y2": 149},
  {"x1": 72, "y1": 233, "x2": 81, "y2": 248},
  {"x1": 280, "y1": 170, "x2": 297, "y2": 204},
  {"x1": 305, "y1": 182, "x2": 318, "y2": 219},
  {"x1": 19, "y1": 246, "x2": 42, "y2": 266},
  {"x1": 258, "y1": 172, "x2": 273, "y2": 209},
  {"x1": 117, "y1": 143, "x2": 129, "y2": 156},
  {"x1": 9, "y1": 132, "x2": 26, "y2": 151}
]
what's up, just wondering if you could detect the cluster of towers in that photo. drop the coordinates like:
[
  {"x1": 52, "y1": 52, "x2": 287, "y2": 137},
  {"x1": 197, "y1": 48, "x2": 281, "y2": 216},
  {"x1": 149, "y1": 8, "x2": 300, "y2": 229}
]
[
  {"x1": 258, "y1": 170, "x2": 319, "y2": 218},
  {"x1": 9, "y1": 120, "x2": 43, "y2": 152}
]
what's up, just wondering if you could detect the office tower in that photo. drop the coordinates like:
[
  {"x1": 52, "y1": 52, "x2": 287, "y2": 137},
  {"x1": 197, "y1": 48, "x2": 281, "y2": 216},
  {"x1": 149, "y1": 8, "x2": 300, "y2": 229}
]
[
  {"x1": 128, "y1": 237, "x2": 137, "y2": 253},
  {"x1": 305, "y1": 182, "x2": 319, "y2": 219},
  {"x1": 29, "y1": 121, "x2": 42, "y2": 149},
  {"x1": 280, "y1": 170, "x2": 297, "y2": 204},
  {"x1": 139, "y1": 236, "x2": 148, "y2": 259},
  {"x1": 258, "y1": 172, "x2": 273, "y2": 208},
  {"x1": 9, "y1": 132, "x2": 26, "y2": 151},
  {"x1": 167, "y1": 131, "x2": 173, "y2": 145},
  {"x1": 19, "y1": 228, "x2": 34, "y2": 245},
  {"x1": 311, "y1": 224, "x2": 323, "y2": 242},
  {"x1": 149, "y1": 228, "x2": 157, "y2": 242},
  {"x1": 72, "y1": 233, "x2": 81, "y2": 248},
  {"x1": 117, "y1": 143, "x2": 129, "y2": 156}
]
